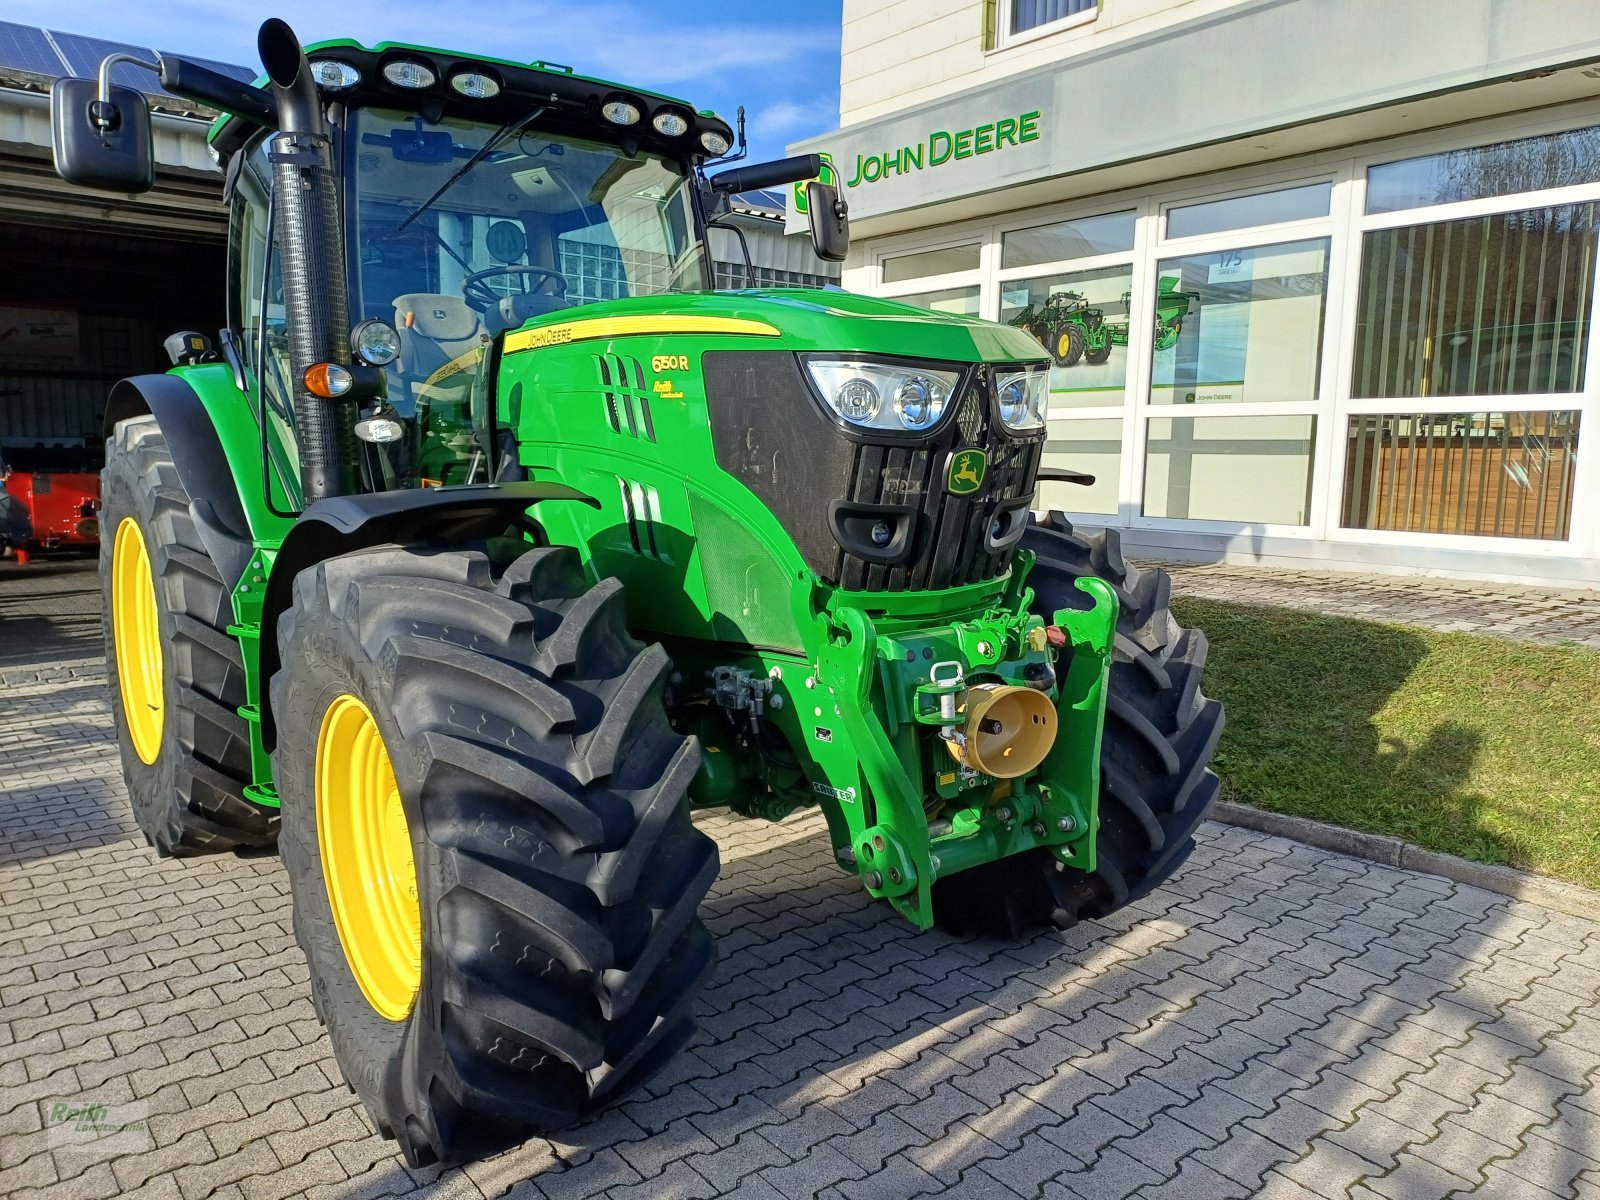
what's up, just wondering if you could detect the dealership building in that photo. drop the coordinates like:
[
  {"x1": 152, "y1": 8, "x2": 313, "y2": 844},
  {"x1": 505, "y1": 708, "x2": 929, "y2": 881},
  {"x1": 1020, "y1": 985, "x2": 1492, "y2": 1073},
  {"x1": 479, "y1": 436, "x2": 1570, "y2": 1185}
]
[{"x1": 792, "y1": 0, "x2": 1600, "y2": 587}]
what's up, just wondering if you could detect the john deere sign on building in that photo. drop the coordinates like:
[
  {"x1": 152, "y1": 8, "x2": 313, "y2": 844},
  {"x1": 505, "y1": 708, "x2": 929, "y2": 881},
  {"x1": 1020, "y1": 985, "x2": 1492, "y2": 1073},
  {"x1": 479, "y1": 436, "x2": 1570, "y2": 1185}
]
[
  {"x1": 792, "y1": 0, "x2": 1600, "y2": 590},
  {"x1": 842, "y1": 110, "x2": 1042, "y2": 187}
]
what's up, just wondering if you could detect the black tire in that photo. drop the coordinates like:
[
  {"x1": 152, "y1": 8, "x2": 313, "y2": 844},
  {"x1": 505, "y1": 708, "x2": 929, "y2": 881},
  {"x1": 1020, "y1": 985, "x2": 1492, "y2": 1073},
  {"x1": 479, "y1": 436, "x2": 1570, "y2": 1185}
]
[
  {"x1": 1052, "y1": 322, "x2": 1086, "y2": 367},
  {"x1": 100, "y1": 415, "x2": 278, "y2": 856},
  {"x1": 1085, "y1": 340, "x2": 1113, "y2": 365},
  {"x1": 272, "y1": 542, "x2": 718, "y2": 1166},
  {"x1": 932, "y1": 511, "x2": 1223, "y2": 937}
]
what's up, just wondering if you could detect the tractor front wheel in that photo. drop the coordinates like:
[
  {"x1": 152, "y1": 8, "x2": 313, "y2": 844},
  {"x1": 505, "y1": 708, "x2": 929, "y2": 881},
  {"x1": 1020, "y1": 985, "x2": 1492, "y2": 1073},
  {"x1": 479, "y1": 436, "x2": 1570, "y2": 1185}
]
[
  {"x1": 100, "y1": 415, "x2": 278, "y2": 856},
  {"x1": 272, "y1": 543, "x2": 718, "y2": 1165},
  {"x1": 932, "y1": 512, "x2": 1223, "y2": 937}
]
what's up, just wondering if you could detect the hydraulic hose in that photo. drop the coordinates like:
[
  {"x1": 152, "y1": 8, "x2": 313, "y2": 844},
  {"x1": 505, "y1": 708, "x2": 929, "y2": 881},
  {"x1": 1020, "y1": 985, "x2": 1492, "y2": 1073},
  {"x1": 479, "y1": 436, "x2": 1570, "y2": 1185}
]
[{"x1": 258, "y1": 18, "x2": 354, "y2": 502}]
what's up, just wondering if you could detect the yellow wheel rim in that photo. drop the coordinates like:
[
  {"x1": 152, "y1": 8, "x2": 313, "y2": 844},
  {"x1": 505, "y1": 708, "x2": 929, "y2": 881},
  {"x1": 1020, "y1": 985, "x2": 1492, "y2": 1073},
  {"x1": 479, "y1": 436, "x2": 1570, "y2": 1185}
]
[
  {"x1": 111, "y1": 516, "x2": 164, "y2": 765},
  {"x1": 315, "y1": 694, "x2": 421, "y2": 1021},
  {"x1": 1058, "y1": 332, "x2": 1073, "y2": 358}
]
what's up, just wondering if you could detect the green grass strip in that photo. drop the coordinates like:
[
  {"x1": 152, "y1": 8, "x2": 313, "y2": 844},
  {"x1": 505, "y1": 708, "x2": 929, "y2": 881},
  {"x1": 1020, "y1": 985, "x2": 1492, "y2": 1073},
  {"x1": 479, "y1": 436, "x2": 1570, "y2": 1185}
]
[{"x1": 1173, "y1": 597, "x2": 1600, "y2": 891}]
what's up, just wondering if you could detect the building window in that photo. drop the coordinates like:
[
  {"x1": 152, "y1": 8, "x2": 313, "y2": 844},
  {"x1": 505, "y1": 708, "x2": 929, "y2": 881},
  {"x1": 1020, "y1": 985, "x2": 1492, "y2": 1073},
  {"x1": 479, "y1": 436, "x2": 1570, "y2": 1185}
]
[
  {"x1": 892, "y1": 285, "x2": 981, "y2": 316},
  {"x1": 1366, "y1": 126, "x2": 1600, "y2": 215},
  {"x1": 1144, "y1": 414, "x2": 1317, "y2": 525},
  {"x1": 1352, "y1": 204, "x2": 1598, "y2": 399},
  {"x1": 1342, "y1": 411, "x2": 1580, "y2": 540},
  {"x1": 1042, "y1": 418, "x2": 1121, "y2": 515},
  {"x1": 882, "y1": 242, "x2": 981, "y2": 284},
  {"x1": 1001, "y1": 210, "x2": 1135, "y2": 269},
  {"x1": 1000, "y1": 264, "x2": 1133, "y2": 407},
  {"x1": 1007, "y1": 0, "x2": 1098, "y2": 41},
  {"x1": 711, "y1": 262, "x2": 834, "y2": 290},
  {"x1": 1166, "y1": 182, "x2": 1332, "y2": 240},
  {"x1": 1151, "y1": 239, "x2": 1331, "y2": 406}
]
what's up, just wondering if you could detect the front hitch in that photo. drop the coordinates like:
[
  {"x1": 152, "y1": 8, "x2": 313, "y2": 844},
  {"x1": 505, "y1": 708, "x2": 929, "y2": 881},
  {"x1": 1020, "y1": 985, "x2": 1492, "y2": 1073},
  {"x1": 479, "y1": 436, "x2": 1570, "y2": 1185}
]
[{"x1": 806, "y1": 578, "x2": 1119, "y2": 930}]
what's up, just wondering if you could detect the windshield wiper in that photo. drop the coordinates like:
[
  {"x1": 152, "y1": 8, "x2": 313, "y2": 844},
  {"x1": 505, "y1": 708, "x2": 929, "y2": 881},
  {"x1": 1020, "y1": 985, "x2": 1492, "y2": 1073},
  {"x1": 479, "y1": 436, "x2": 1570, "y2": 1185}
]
[{"x1": 396, "y1": 103, "x2": 547, "y2": 232}]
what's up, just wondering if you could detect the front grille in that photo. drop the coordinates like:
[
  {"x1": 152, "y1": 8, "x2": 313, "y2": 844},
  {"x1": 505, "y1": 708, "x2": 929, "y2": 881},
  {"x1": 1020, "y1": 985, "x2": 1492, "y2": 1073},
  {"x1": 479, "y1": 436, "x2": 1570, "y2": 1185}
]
[
  {"x1": 704, "y1": 352, "x2": 1044, "y2": 595},
  {"x1": 836, "y1": 375, "x2": 1042, "y2": 591}
]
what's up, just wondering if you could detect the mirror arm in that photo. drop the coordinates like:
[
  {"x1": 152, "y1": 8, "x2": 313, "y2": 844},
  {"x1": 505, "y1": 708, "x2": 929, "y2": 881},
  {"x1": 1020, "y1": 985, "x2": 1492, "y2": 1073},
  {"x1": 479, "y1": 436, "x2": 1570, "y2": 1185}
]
[
  {"x1": 705, "y1": 214, "x2": 755, "y2": 291},
  {"x1": 93, "y1": 54, "x2": 159, "y2": 129},
  {"x1": 709, "y1": 153, "x2": 823, "y2": 195}
]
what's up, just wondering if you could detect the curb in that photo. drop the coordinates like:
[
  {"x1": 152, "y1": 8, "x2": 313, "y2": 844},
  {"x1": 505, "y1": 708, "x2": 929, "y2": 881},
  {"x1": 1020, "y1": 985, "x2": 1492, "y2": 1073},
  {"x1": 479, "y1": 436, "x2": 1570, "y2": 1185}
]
[
  {"x1": 1209, "y1": 800, "x2": 1600, "y2": 923},
  {"x1": 0, "y1": 656, "x2": 107, "y2": 689}
]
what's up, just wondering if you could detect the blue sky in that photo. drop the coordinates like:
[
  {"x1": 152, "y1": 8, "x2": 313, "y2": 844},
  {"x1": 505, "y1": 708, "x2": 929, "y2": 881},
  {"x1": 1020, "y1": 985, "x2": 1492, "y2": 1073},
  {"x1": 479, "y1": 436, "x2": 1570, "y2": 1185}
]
[{"x1": 6, "y1": 0, "x2": 843, "y2": 163}]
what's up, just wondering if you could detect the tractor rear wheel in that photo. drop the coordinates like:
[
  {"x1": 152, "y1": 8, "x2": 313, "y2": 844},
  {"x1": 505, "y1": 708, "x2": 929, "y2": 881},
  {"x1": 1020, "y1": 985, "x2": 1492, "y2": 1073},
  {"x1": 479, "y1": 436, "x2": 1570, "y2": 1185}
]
[
  {"x1": 1052, "y1": 323, "x2": 1086, "y2": 367},
  {"x1": 271, "y1": 542, "x2": 717, "y2": 1166},
  {"x1": 932, "y1": 512, "x2": 1222, "y2": 937},
  {"x1": 100, "y1": 415, "x2": 278, "y2": 856}
]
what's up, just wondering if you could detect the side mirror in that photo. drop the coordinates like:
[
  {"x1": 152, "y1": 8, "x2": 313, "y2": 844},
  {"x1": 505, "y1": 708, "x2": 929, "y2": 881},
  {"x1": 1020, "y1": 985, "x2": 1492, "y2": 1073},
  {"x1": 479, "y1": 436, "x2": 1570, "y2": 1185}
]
[
  {"x1": 50, "y1": 78, "x2": 154, "y2": 194},
  {"x1": 806, "y1": 181, "x2": 849, "y2": 263}
]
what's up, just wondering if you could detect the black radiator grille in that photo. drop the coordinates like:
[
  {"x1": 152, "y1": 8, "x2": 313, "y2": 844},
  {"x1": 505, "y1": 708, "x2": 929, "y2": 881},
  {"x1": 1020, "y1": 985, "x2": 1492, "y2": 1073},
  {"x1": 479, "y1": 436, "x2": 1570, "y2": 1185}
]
[
  {"x1": 837, "y1": 377, "x2": 1042, "y2": 592},
  {"x1": 704, "y1": 352, "x2": 1044, "y2": 595}
]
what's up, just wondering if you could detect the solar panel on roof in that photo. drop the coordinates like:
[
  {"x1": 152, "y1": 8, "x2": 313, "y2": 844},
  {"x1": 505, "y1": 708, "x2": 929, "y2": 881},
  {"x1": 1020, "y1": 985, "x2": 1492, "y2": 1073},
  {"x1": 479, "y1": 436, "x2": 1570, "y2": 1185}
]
[
  {"x1": 48, "y1": 30, "x2": 164, "y2": 91},
  {"x1": 0, "y1": 21, "x2": 68, "y2": 76}
]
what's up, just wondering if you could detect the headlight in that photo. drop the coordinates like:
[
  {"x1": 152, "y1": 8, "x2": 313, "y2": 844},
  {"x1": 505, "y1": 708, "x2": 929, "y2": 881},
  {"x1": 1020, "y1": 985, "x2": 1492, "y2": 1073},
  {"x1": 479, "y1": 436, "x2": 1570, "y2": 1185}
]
[
  {"x1": 651, "y1": 109, "x2": 690, "y2": 137},
  {"x1": 382, "y1": 59, "x2": 437, "y2": 89},
  {"x1": 700, "y1": 130, "x2": 731, "y2": 156},
  {"x1": 602, "y1": 96, "x2": 642, "y2": 125},
  {"x1": 310, "y1": 60, "x2": 361, "y2": 90},
  {"x1": 351, "y1": 319, "x2": 401, "y2": 367},
  {"x1": 994, "y1": 365, "x2": 1049, "y2": 431},
  {"x1": 449, "y1": 70, "x2": 501, "y2": 99},
  {"x1": 805, "y1": 360, "x2": 960, "y2": 433}
]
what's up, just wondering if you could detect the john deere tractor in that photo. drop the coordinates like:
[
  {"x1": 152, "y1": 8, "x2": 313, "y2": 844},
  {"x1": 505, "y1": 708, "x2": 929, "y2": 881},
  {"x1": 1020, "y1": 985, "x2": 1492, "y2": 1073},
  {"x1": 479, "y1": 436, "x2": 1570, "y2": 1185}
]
[
  {"x1": 1008, "y1": 290, "x2": 1113, "y2": 368},
  {"x1": 53, "y1": 19, "x2": 1221, "y2": 1166}
]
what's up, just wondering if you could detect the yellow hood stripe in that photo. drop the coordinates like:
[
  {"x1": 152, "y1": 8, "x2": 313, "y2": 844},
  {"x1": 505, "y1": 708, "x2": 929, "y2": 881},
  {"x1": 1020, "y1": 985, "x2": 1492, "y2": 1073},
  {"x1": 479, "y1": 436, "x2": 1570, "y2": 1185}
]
[{"x1": 503, "y1": 315, "x2": 780, "y2": 353}]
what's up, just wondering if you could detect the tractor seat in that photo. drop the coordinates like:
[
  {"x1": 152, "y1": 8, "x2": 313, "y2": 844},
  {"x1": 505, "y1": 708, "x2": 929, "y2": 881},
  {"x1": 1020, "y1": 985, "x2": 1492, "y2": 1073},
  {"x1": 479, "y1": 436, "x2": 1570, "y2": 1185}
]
[
  {"x1": 393, "y1": 294, "x2": 485, "y2": 402},
  {"x1": 483, "y1": 292, "x2": 569, "y2": 338}
]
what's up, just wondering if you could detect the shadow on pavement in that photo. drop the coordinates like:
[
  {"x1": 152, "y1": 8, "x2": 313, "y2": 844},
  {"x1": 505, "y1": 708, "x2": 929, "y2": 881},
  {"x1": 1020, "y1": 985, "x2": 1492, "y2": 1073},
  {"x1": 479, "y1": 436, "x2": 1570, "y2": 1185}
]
[
  {"x1": 0, "y1": 555, "x2": 102, "y2": 670},
  {"x1": 318, "y1": 816, "x2": 1598, "y2": 1199}
]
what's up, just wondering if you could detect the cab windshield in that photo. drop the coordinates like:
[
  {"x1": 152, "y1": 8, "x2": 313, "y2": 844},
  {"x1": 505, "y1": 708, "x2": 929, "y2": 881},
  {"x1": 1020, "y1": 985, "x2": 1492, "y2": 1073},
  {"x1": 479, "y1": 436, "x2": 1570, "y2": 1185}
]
[{"x1": 348, "y1": 107, "x2": 708, "y2": 414}]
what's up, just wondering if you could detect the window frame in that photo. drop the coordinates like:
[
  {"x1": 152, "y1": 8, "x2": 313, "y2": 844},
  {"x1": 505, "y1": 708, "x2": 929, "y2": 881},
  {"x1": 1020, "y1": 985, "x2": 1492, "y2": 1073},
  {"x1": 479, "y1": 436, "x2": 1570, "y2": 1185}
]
[{"x1": 997, "y1": 0, "x2": 1100, "y2": 50}]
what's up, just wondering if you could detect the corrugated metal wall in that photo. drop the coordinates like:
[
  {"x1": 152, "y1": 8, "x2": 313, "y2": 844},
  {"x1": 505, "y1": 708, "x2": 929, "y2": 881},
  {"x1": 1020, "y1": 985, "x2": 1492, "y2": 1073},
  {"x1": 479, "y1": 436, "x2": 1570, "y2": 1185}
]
[
  {"x1": 0, "y1": 311, "x2": 154, "y2": 442},
  {"x1": 0, "y1": 223, "x2": 227, "y2": 452}
]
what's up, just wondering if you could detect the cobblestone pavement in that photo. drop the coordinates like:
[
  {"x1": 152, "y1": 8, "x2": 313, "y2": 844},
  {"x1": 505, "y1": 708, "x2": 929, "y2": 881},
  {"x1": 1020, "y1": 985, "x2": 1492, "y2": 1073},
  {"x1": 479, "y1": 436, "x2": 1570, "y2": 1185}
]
[
  {"x1": 3, "y1": 660, "x2": 1599, "y2": 1200},
  {"x1": 1157, "y1": 561, "x2": 1600, "y2": 648},
  {"x1": 0, "y1": 556, "x2": 100, "y2": 674}
]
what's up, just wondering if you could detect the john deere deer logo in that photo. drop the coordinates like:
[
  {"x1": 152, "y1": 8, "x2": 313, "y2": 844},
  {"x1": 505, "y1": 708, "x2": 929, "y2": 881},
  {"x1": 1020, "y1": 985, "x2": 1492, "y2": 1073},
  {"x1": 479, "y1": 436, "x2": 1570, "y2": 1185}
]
[{"x1": 947, "y1": 448, "x2": 987, "y2": 495}]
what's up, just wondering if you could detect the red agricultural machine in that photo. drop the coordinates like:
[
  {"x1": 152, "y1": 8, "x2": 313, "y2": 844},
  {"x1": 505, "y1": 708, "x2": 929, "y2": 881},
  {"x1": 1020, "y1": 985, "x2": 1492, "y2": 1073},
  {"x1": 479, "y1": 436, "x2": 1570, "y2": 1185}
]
[{"x1": 0, "y1": 445, "x2": 101, "y2": 564}]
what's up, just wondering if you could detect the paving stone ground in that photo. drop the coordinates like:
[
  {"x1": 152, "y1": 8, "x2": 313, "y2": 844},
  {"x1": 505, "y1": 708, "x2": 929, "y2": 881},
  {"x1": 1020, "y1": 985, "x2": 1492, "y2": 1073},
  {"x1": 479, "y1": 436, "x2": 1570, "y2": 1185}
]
[
  {"x1": 1157, "y1": 561, "x2": 1600, "y2": 648},
  {"x1": 0, "y1": 556, "x2": 101, "y2": 676},
  {"x1": 4, "y1": 653, "x2": 1600, "y2": 1200}
]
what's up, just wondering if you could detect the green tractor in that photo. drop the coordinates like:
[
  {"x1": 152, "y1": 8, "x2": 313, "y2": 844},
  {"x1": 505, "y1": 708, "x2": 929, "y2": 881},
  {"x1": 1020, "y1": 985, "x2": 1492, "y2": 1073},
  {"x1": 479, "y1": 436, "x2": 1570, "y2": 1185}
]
[
  {"x1": 53, "y1": 19, "x2": 1222, "y2": 1166},
  {"x1": 1007, "y1": 290, "x2": 1114, "y2": 368}
]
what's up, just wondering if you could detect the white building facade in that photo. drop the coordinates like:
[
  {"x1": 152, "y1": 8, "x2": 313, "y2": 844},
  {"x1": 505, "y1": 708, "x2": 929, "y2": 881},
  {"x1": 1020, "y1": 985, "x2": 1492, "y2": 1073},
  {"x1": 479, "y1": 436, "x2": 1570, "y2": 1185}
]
[{"x1": 791, "y1": 0, "x2": 1600, "y2": 587}]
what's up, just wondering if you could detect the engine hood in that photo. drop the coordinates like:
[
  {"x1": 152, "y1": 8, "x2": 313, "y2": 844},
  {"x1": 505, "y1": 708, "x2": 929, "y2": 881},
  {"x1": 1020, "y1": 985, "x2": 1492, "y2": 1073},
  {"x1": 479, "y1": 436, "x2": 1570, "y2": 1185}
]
[{"x1": 503, "y1": 288, "x2": 1048, "y2": 364}]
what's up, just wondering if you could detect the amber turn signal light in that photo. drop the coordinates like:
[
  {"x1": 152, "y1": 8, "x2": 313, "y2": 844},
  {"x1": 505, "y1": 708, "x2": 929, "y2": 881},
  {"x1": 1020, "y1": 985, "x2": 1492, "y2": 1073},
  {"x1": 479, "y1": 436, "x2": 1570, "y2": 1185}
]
[{"x1": 303, "y1": 363, "x2": 354, "y2": 398}]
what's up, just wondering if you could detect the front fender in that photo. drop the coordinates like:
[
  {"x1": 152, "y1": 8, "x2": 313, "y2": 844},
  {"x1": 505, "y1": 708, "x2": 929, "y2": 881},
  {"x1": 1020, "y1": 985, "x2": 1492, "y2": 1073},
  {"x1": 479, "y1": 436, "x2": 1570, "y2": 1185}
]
[{"x1": 258, "y1": 481, "x2": 597, "y2": 751}]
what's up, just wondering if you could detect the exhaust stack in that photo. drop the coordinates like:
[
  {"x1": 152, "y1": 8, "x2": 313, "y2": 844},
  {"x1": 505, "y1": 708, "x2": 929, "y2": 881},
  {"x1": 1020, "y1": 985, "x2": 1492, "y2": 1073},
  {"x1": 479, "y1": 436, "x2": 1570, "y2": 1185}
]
[{"x1": 258, "y1": 18, "x2": 354, "y2": 503}]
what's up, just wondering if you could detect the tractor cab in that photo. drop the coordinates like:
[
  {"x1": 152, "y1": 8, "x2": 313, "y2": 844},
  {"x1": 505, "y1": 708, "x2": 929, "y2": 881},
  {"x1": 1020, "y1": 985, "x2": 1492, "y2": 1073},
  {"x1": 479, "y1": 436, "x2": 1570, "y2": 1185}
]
[{"x1": 55, "y1": 28, "x2": 848, "y2": 501}]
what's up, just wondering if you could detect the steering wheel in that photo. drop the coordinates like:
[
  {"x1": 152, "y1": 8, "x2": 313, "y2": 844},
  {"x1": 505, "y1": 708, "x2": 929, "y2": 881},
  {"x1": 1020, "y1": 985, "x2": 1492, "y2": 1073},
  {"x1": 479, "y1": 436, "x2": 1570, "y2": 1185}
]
[{"x1": 461, "y1": 266, "x2": 568, "y2": 313}]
